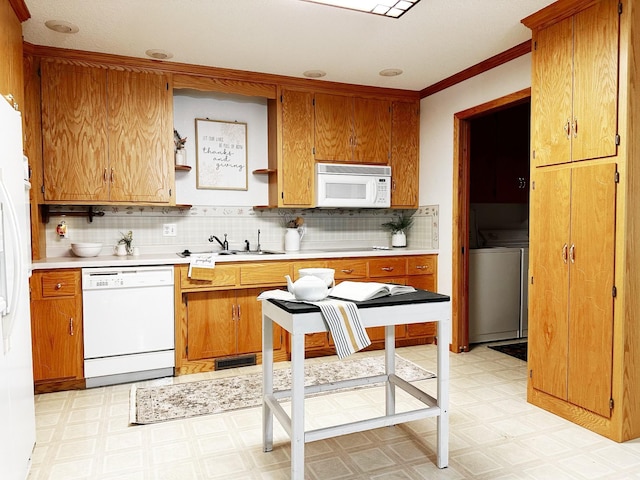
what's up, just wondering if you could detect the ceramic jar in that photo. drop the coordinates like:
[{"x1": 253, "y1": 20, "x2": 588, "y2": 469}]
[{"x1": 284, "y1": 227, "x2": 303, "y2": 251}]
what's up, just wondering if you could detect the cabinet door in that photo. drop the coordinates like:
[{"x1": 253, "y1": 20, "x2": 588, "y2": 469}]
[
  {"x1": 186, "y1": 290, "x2": 236, "y2": 360},
  {"x1": 391, "y1": 101, "x2": 419, "y2": 207},
  {"x1": 280, "y1": 89, "x2": 314, "y2": 206},
  {"x1": 567, "y1": 163, "x2": 616, "y2": 417},
  {"x1": 41, "y1": 62, "x2": 109, "y2": 201},
  {"x1": 571, "y1": 0, "x2": 619, "y2": 162},
  {"x1": 529, "y1": 168, "x2": 571, "y2": 400},
  {"x1": 236, "y1": 288, "x2": 266, "y2": 354},
  {"x1": 314, "y1": 93, "x2": 353, "y2": 161},
  {"x1": 531, "y1": 17, "x2": 573, "y2": 167},
  {"x1": 107, "y1": 70, "x2": 173, "y2": 203},
  {"x1": 353, "y1": 97, "x2": 390, "y2": 164},
  {"x1": 31, "y1": 298, "x2": 82, "y2": 382}
]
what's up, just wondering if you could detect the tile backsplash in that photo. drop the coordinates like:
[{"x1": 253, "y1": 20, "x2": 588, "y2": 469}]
[{"x1": 45, "y1": 205, "x2": 438, "y2": 257}]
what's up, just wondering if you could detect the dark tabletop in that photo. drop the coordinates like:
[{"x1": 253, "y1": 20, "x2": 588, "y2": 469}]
[{"x1": 266, "y1": 289, "x2": 450, "y2": 314}]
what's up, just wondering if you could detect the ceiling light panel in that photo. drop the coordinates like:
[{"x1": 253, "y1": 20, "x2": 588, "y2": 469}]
[{"x1": 301, "y1": 0, "x2": 420, "y2": 18}]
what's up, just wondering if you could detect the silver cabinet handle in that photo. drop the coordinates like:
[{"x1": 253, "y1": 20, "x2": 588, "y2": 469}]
[
  {"x1": 381, "y1": 266, "x2": 394, "y2": 272},
  {"x1": 562, "y1": 244, "x2": 568, "y2": 264},
  {"x1": 572, "y1": 118, "x2": 578, "y2": 138},
  {"x1": 69, "y1": 317, "x2": 74, "y2": 336},
  {"x1": 341, "y1": 269, "x2": 354, "y2": 274},
  {"x1": 564, "y1": 119, "x2": 571, "y2": 139},
  {"x1": 237, "y1": 304, "x2": 241, "y2": 319},
  {"x1": 569, "y1": 244, "x2": 575, "y2": 263}
]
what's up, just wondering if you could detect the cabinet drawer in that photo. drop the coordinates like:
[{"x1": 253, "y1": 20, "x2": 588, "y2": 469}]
[
  {"x1": 292, "y1": 260, "x2": 329, "y2": 279},
  {"x1": 368, "y1": 257, "x2": 407, "y2": 278},
  {"x1": 407, "y1": 322, "x2": 436, "y2": 338},
  {"x1": 407, "y1": 255, "x2": 436, "y2": 275},
  {"x1": 305, "y1": 332, "x2": 329, "y2": 349},
  {"x1": 329, "y1": 259, "x2": 367, "y2": 280},
  {"x1": 40, "y1": 271, "x2": 79, "y2": 297},
  {"x1": 240, "y1": 263, "x2": 291, "y2": 286},
  {"x1": 180, "y1": 265, "x2": 238, "y2": 290}
]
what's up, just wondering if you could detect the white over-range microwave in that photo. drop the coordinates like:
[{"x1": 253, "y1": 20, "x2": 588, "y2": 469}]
[{"x1": 316, "y1": 163, "x2": 391, "y2": 208}]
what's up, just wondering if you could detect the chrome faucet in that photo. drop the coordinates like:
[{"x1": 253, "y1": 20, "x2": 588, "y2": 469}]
[
  {"x1": 209, "y1": 234, "x2": 229, "y2": 250},
  {"x1": 256, "y1": 229, "x2": 261, "y2": 252}
]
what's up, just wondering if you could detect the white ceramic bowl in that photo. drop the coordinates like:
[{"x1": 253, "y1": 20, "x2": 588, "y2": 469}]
[
  {"x1": 298, "y1": 268, "x2": 335, "y2": 287},
  {"x1": 71, "y1": 242, "x2": 103, "y2": 257}
]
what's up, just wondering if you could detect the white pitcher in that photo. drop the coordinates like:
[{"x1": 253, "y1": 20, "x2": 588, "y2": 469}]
[{"x1": 284, "y1": 227, "x2": 304, "y2": 252}]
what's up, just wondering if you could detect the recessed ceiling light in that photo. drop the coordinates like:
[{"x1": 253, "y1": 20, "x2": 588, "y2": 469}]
[
  {"x1": 301, "y1": 0, "x2": 420, "y2": 18},
  {"x1": 379, "y1": 68, "x2": 403, "y2": 77},
  {"x1": 303, "y1": 70, "x2": 327, "y2": 78},
  {"x1": 145, "y1": 49, "x2": 173, "y2": 60},
  {"x1": 44, "y1": 20, "x2": 79, "y2": 34}
]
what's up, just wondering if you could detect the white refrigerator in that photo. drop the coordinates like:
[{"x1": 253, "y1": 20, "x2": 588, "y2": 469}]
[{"x1": 0, "y1": 96, "x2": 36, "y2": 479}]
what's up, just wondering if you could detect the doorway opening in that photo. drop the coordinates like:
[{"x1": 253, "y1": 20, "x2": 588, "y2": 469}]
[{"x1": 451, "y1": 88, "x2": 531, "y2": 353}]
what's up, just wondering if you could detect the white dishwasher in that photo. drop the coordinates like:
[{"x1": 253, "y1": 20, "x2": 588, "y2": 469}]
[{"x1": 82, "y1": 266, "x2": 175, "y2": 387}]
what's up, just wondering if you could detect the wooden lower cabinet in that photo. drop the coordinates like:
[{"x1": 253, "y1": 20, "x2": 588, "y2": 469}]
[
  {"x1": 303, "y1": 254, "x2": 438, "y2": 357},
  {"x1": 30, "y1": 269, "x2": 84, "y2": 393},
  {"x1": 529, "y1": 164, "x2": 616, "y2": 419},
  {"x1": 185, "y1": 287, "x2": 282, "y2": 361}
]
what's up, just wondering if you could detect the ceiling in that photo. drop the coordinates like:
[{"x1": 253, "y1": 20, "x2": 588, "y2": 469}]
[{"x1": 21, "y1": 0, "x2": 556, "y2": 92}]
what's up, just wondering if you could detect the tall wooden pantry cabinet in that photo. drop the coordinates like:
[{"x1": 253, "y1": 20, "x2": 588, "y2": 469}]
[{"x1": 522, "y1": 0, "x2": 640, "y2": 442}]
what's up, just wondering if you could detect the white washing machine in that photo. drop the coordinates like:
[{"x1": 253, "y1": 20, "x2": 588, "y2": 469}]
[{"x1": 469, "y1": 230, "x2": 528, "y2": 343}]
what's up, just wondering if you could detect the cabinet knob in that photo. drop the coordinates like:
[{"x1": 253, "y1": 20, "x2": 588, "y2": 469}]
[{"x1": 56, "y1": 283, "x2": 63, "y2": 290}]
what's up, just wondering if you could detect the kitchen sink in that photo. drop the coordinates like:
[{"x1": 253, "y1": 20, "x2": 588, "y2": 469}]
[
  {"x1": 225, "y1": 250, "x2": 284, "y2": 255},
  {"x1": 177, "y1": 249, "x2": 283, "y2": 258}
]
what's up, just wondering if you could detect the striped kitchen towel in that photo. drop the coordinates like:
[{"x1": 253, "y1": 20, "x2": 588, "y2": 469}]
[
  {"x1": 310, "y1": 299, "x2": 371, "y2": 358},
  {"x1": 256, "y1": 291, "x2": 371, "y2": 358}
]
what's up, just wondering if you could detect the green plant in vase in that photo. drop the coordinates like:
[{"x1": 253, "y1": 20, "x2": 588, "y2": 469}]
[
  {"x1": 118, "y1": 230, "x2": 134, "y2": 255},
  {"x1": 381, "y1": 213, "x2": 414, "y2": 248}
]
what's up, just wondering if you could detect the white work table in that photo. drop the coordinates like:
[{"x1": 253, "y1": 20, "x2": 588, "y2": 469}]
[{"x1": 260, "y1": 290, "x2": 451, "y2": 479}]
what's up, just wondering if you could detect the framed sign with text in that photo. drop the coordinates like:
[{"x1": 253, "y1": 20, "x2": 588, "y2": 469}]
[{"x1": 195, "y1": 118, "x2": 248, "y2": 190}]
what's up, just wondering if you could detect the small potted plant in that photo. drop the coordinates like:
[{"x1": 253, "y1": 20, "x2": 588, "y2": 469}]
[
  {"x1": 118, "y1": 230, "x2": 134, "y2": 255},
  {"x1": 174, "y1": 129, "x2": 187, "y2": 166},
  {"x1": 381, "y1": 213, "x2": 414, "y2": 248}
]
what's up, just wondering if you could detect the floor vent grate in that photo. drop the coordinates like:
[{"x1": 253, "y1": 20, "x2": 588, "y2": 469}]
[{"x1": 215, "y1": 354, "x2": 257, "y2": 370}]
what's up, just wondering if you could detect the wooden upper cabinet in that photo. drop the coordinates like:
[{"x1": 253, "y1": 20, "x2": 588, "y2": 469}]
[
  {"x1": 530, "y1": 0, "x2": 619, "y2": 167},
  {"x1": 314, "y1": 93, "x2": 390, "y2": 164},
  {"x1": 352, "y1": 97, "x2": 391, "y2": 164},
  {"x1": 40, "y1": 61, "x2": 173, "y2": 204},
  {"x1": 390, "y1": 100, "x2": 419, "y2": 207},
  {"x1": 279, "y1": 89, "x2": 314, "y2": 207},
  {"x1": 571, "y1": 0, "x2": 619, "y2": 162},
  {"x1": 107, "y1": 70, "x2": 173, "y2": 203},
  {"x1": 41, "y1": 62, "x2": 109, "y2": 202}
]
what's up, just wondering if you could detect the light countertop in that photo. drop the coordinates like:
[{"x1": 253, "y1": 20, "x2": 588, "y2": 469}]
[{"x1": 32, "y1": 247, "x2": 438, "y2": 270}]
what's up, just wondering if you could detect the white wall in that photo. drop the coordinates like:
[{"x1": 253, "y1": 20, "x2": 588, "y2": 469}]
[
  {"x1": 173, "y1": 90, "x2": 269, "y2": 206},
  {"x1": 419, "y1": 54, "x2": 532, "y2": 295}
]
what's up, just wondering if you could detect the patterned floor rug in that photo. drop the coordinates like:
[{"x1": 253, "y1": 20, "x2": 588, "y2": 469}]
[
  {"x1": 488, "y1": 342, "x2": 528, "y2": 361},
  {"x1": 130, "y1": 355, "x2": 434, "y2": 425}
]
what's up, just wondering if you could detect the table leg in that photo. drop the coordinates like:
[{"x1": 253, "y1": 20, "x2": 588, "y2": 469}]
[
  {"x1": 262, "y1": 311, "x2": 274, "y2": 453},
  {"x1": 290, "y1": 331, "x2": 306, "y2": 480},
  {"x1": 385, "y1": 324, "x2": 396, "y2": 417},
  {"x1": 436, "y1": 317, "x2": 450, "y2": 468}
]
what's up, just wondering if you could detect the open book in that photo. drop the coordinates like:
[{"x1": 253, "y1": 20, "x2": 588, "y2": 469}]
[{"x1": 329, "y1": 281, "x2": 416, "y2": 302}]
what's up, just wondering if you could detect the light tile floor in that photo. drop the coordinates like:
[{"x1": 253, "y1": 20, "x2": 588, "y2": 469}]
[{"x1": 27, "y1": 344, "x2": 640, "y2": 479}]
